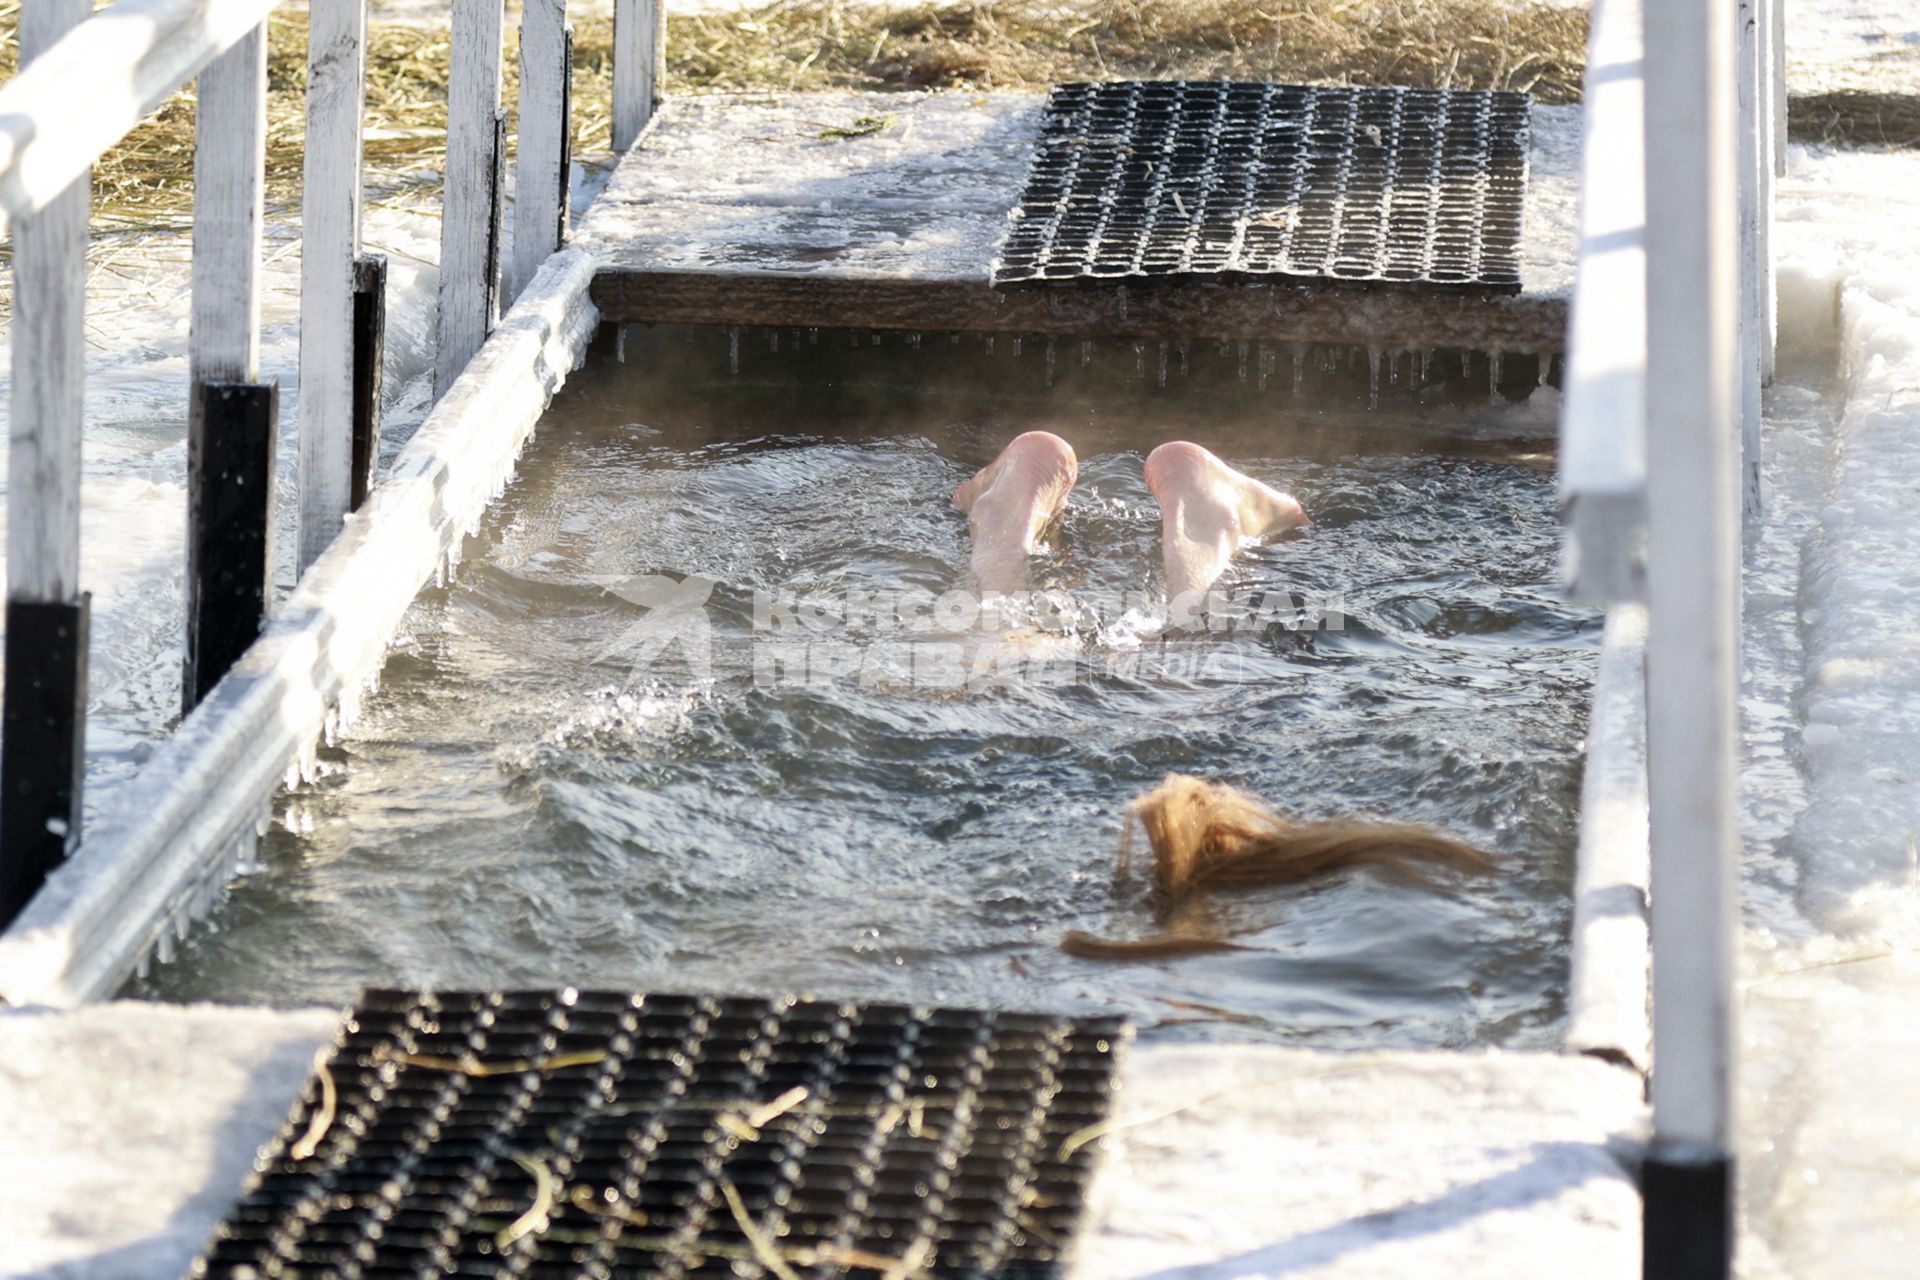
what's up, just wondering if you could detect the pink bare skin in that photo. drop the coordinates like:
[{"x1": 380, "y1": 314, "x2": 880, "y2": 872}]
[
  {"x1": 952, "y1": 431, "x2": 1080, "y2": 595},
  {"x1": 1142, "y1": 441, "x2": 1310, "y2": 601}
]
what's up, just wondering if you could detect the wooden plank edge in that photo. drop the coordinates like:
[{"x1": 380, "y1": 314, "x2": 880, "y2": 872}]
[
  {"x1": 0, "y1": 251, "x2": 601, "y2": 1008},
  {"x1": 1565, "y1": 605, "x2": 1652, "y2": 1073},
  {"x1": 588, "y1": 270, "x2": 1569, "y2": 353}
]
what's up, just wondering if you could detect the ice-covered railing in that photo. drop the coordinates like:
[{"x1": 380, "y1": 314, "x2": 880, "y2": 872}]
[
  {"x1": 1559, "y1": 0, "x2": 1784, "y2": 1274},
  {"x1": 0, "y1": 0, "x2": 670, "y2": 999}
]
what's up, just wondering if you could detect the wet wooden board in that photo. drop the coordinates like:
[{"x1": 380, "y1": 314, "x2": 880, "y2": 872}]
[{"x1": 573, "y1": 92, "x2": 1579, "y2": 352}]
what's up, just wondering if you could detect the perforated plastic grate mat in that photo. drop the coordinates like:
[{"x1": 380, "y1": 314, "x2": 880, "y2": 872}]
[
  {"x1": 992, "y1": 81, "x2": 1531, "y2": 291},
  {"x1": 193, "y1": 989, "x2": 1130, "y2": 1280}
]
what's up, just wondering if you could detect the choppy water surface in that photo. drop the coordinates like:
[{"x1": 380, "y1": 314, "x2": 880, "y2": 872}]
[{"x1": 140, "y1": 328, "x2": 1596, "y2": 1050}]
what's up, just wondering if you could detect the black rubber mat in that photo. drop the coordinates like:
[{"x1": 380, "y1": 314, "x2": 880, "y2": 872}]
[
  {"x1": 193, "y1": 989, "x2": 1130, "y2": 1279},
  {"x1": 992, "y1": 81, "x2": 1531, "y2": 291}
]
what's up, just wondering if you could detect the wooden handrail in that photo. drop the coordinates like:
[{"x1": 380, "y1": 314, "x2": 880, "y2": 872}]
[{"x1": 0, "y1": 0, "x2": 283, "y2": 237}]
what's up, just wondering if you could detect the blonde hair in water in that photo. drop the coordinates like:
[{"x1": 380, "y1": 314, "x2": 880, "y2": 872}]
[{"x1": 1062, "y1": 773, "x2": 1492, "y2": 960}]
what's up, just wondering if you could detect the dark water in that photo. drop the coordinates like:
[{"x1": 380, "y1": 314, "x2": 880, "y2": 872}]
[{"x1": 137, "y1": 327, "x2": 1595, "y2": 1051}]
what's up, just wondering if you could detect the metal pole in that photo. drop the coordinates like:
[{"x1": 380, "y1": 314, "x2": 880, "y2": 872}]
[
  {"x1": 1641, "y1": 0, "x2": 1742, "y2": 1274},
  {"x1": 1, "y1": 0, "x2": 95, "y2": 926}
]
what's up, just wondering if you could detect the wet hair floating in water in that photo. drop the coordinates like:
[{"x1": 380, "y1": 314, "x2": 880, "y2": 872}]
[{"x1": 1061, "y1": 773, "x2": 1492, "y2": 961}]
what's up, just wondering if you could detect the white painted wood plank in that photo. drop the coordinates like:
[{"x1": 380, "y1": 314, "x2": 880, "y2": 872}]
[
  {"x1": 0, "y1": 254, "x2": 601, "y2": 1007},
  {"x1": 511, "y1": 0, "x2": 570, "y2": 305},
  {"x1": 296, "y1": 0, "x2": 368, "y2": 573},
  {"x1": 7, "y1": 0, "x2": 94, "y2": 604},
  {"x1": 1559, "y1": 0, "x2": 1647, "y2": 606},
  {"x1": 1769, "y1": 0, "x2": 1787, "y2": 177},
  {"x1": 1566, "y1": 605, "x2": 1652, "y2": 1072},
  {"x1": 435, "y1": 0, "x2": 507, "y2": 397},
  {"x1": 0, "y1": 0, "x2": 282, "y2": 236},
  {"x1": 190, "y1": 23, "x2": 267, "y2": 385},
  {"x1": 612, "y1": 0, "x2": 663, "y2": 150},
  {"x1": 1643, "y1": 0, "x2": 1741, "y2": 1155},
  {"x1": 1737, "y1": 0, "x2": 1765, "y2": 520}
]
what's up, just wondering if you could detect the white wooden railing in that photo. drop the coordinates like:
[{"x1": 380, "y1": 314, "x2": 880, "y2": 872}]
[
  {"x1": 0, "y1": 0, "x2": 668, "y2": 997},
  {"x1": 1559, "y1": 0, "x2": 1786, "y2": 1274}
]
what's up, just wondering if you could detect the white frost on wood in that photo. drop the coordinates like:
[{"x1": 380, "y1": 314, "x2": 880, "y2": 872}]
[
  {"x1": 0, "y1": 252, "x2": 600, "y2": 1008},
  {"x1": 1558, "y1": 0, "x2": 1647, "y2": 607},
  {"x1": 0, "y1": 0, "x2": 283, "y2": 239},
  {"x1": 435, "y1": 0, "x2": 507, "y2": 397},
  {"x1": 296, "y1": 0, "x2": 368, "y2": 573},
  {"x1": 1071, "y1": 1045, "x2": 1643, "y2": 1279},
  {"x1": 0, "y1": 1011, "x2": 1641, "y2": 1280},
  {"x1": 510, "y1": 0, "x2": 571, "y2": 306},
  {"x1": 611, "y1": 0, "x2": 663, "y2": 150},
  {"x1": 0, "y1": 1001, "x2": 337, "y2": 1280},
  {"x1": 573, "y1": 92, "x2": 1580, "y2": 298},
  {"x1": 190, "y1": 23, "x2": 268, "y2": 387},
  {"x1": 6, "y1": 0, "x2": 92, "y2": 604},
  {"x1": 1565, "y1": 605, "x2": 1651, "y2": 1071}
]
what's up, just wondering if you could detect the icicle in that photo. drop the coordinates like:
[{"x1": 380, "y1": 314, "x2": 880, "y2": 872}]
[
  {"x1": 908, "y1": 331, "x2": 922, "y2": 349},
  {"x1": 1488, "y1": 350, "x2": 1504, "y2": 403},
  {"x1": 950, "y1": 333, "x2": 962, "y2": 345},
  {"x1": 1291, "y1": 344, "x2": 1305, "y2": 396},
  {"x1": 1257, "y1": 343, "x2": 1274, "y2": 391},
  {"x1": 1156, "y1": 342, "x2": 1169, "y2": 388},
  {"x1": 1118, "y1": 285, "x2": 1130, "y2": 321},
  {"x1": 156, "y1": 927, "x2": 175, "y2": 966},
  {"x1": 1367, "y1": 346, "x2": 1383, "y2": 409},
  {"x1": 985, "y1": 335, "x2": 996, "y2": 355},
  {"x1": 727, "y1": 326, "x2": 741, "y2": 375},
  {"x1": 808, "y1": 327, "x2": 820, "y2": 344},
  {"x1": 1012, "y1": 336, "x2": 1023, "y2": 356},
  {"x1": 1461, "y1": 349, "x2": 1473, "y2": 377},
  {"x1": 1237, "y1": 340, "x2": 1250, "y2": 382},
  {"x1": 769, "y1": 330, "x2": 779, "y2": 353},
  {"x1": 1080, "y1": 339, "x2": 1093, "y2": 368},
  {"x1": 870, "y1": 332, "x2": 882, "y2": 346},
  {"x1": 1539, "y1": 351, "x2": 1552, "y2": 387},
  {"x1": 1044, "y1": 338, "x2": 1057, "y2": 387},
  {"x1": 136, "y1": 949, "x2": 152, "y2": 981},
  {"x1": 1419, "y1": 349, "x2": 1433, "y2": 385},
  {"x1": 1133, "y1": 342, "x2": 1146, "y2": 378},
  {"x1": 1177, "y1": 342, "x2": 1189, "y2": 377}
]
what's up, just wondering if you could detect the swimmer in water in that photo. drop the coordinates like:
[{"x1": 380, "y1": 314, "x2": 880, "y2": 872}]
[{"x1": 951, "y1": 431, "x2": 1309, "y2": 598}]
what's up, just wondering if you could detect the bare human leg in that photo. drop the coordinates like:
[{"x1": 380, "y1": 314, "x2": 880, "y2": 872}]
[
  {"x1": 1143, "y1": 441, "x2": 1309, "y2": 602},
  {"x1": 952, "y1": 431, "x2": 1079, "y2": 595}
]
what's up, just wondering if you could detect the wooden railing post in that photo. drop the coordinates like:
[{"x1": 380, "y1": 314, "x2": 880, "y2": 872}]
[
  {"x1": 297, "y1": 0, "x2": 369, "y2": 573},
  {"x1": 1, "y1": 0, "x2": 95, "y2": 924},
  {"x1": 1641, "y1": 0, "x2": 1741, "y2": 1274},
  {"x1": 436, "y1": 0, "x2": 508, "y2": 397},
  {"x1": 612, "y1": 0, "x2": 664, "y2": 150},
  {"x1": 185, "y1": 20, "x2": 271, "y2": 711},
  {"x1": 511, "y1": 0, "x2": 573, "y2": 305}
]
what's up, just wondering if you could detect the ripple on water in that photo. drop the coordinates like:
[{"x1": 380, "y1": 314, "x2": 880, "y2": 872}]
[{"x1": 136, "y1": 350, "x2": 1595, "y2": 1052}]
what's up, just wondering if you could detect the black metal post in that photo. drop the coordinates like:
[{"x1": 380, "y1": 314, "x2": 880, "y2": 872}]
[
  {"x1": 0, "y1": 594, "x2": 90, "y2": 925},
  {"x1": 485, "y1": 106, "x2": 509, "y2": 329},
  {"x1": 1642, "y1": 1146, "x2": 1733, "y2": 1280},
  {"x1": 558, "y1": 26, "x2": 575, "y2": 246},
  {"x1": 351, "y1": 254, "x2": 388, "y2": 510},
  {"x1": 184, "y1": 380, "x2": 279, "y2": 713}
]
